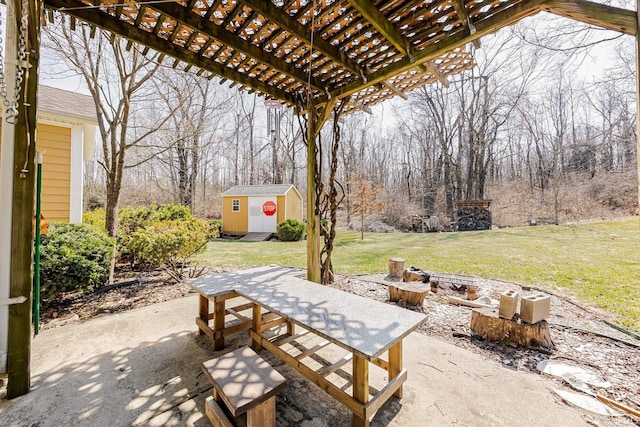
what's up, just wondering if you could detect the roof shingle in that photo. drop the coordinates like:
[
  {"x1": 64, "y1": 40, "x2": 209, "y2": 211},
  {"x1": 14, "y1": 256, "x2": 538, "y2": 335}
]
[
  {"x1": 38, "y1": 85, "x2": 98, "y2": 124},
  {"x1": 222, "y1": 184, "x2": 297, "y2": 197}
]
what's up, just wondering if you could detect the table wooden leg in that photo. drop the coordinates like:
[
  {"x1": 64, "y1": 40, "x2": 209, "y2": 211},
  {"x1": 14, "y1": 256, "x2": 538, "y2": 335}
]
[
  {"x1": 252, "y1": 304, "x2": 262, "y2": 351},
  {"x1": 198, "y1": 294, "x2": 209, "y2": 336},
  {"x1": 389, "y1": 341, "x2": 403, "y2": 398},
  {"x1": 247, "y1": 396, "x2": 276, "y2": 427},
  {"x1": 287, "y1": 320, "x2": 295, "y2": 336},
  {"x1": 213, "y1": 298, "x2": 225, "y2": 350},
  {"x1": 352, "y1": 354, "x2": 369, "y2": 427}
]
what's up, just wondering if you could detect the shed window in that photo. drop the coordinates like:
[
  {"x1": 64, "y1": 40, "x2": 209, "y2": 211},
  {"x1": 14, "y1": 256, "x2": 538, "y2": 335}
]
[{"x1": 232, "y1": 199, "x2": 240, "y2": 212}]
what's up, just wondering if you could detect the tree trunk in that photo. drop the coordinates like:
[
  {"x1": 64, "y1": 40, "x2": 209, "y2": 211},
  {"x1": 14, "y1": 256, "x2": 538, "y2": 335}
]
[
  {"x1": 389, "y1": 283, "x2": 429, "y2": 306},
  {"x1": 388, "y1": 258, "x2": 405, "y2": 278},
  {"x1": 105, "y1": 184, "x2": 120, "y2": 238},
  {"x1": 470, "y1": 308, "x2": 552, "y2": 348}
]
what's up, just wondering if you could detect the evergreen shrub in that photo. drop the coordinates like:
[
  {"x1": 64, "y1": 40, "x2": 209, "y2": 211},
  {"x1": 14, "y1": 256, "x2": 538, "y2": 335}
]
[
  {"x1": 40, "y1": 223, "x2": 114, "y2": 299},
  {"x1": 276, "y1": 219, "x2": 305, "y2": 241}
]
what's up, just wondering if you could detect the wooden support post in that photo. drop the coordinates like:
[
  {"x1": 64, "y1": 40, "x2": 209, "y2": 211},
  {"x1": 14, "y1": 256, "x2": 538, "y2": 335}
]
[
  {"x1": 306, "y1": 106, "x2": 321, "y2": 283},
  {"x1": 636, "y1": 0, "x2": 640, "y2": 213},
  {"x1": 213, "y1": 299, "x2": 225, "y2": 350},
  {"x1": 6, "y1": 0, "x2": 41, "y2": 399},
  {"x1": 352, "y1": 355, "x2": 369, "y2": 427},
  {"x1": 198, "y1": 294, "x2": 209, "y2": 336},
  {"x1": 388, "y1": 342, "x2": 403, "y2": 398},
  {"x1": 252, "y1": 304, "x2": 262, "y2": 351},
  {"x1": 286, "y1": 320, "x2": 295, "y2": 336}
]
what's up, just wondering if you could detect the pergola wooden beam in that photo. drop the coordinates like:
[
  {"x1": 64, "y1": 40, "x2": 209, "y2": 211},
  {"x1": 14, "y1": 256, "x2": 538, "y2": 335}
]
[
  {"x1": 150, "y1": 1, "x2": 326, "y2": 91},
  {"x1": 348, "y1": 100, "x2": 372, "y2": 114},
  {"x1": 347, "y1": 0, "x2": 410, "y2": 57},
  {"x1": 451, "y1": 0, "x2": 481, "y2": 49},
  {"x1": 46, "y1": 0, "x2": 297, "y2": 105},
  {"x1": 239, "y1": 0, "x2": 365, "y2": 78},
  {"x1": 329, "y1": 0, "x2": 549, "y2": 102},
  {"x1": 542, "y1": 0, "x2": 636, "y2": 35},
  {"x1": 423, "y1": 62, "x2": 449, "y2": 88},
  {"x1": 452, "y1": 0, "x2": 476, "y2": 34},
  {"x1": 346, "y1": 0, "x2": 450, "y2": 88},
  {"x1": 381, "y1": 81, "x2": 407, "y2": 100}
]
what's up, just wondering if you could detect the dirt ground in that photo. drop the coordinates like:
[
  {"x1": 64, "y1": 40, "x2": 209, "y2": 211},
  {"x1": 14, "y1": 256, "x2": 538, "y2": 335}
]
[{"x1": 40, "y1": 268, "x2": 640, "y2": 423}]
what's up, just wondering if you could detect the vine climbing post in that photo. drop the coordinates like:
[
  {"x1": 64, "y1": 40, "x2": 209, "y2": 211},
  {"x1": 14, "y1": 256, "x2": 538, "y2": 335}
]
[
  {"x1": 304, "y1": 97, "x2": 344, "y2": 284},
  {"x1": 6, "y1": 0, "x2": 41, "y2": 398},
  {"x1": 306, "y1": 103, "x2": 321, "y2": 283}
]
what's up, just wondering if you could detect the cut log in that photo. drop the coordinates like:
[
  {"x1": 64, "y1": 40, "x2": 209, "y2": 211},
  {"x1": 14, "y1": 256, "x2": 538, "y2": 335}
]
[
  {"x1": 402, "y1": 269, "x2": 428, "y2": 282},
  {"x1": 470, "y1": 308, "x2": 552, "y2": 348},
  {"x1": 388, "y1": 257, "x2": 405, "y2": 278},
  {"x1": 389, "y1": 283, "x2": 428, "y2": 306},
  {"x1": 448, "y1": 296, "x2": 492, "y2": 309}
]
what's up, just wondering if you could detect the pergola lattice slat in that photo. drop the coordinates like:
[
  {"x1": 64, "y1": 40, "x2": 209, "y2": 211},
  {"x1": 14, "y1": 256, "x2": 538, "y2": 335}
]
[
  {"x1": 46, "y1": 0, "x2": 298, "y2": 104},
  {"x1": 44, "y1": 0, "x2": 484, "y2": 109},
  {"x1": 44, "y1": 0, "x2": 640, "y2": 116}
]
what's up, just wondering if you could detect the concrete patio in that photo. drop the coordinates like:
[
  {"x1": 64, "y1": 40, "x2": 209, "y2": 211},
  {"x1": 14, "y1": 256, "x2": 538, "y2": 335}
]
[{"x1": 0, "y1": 295, "x2": 596, "y2": 426}]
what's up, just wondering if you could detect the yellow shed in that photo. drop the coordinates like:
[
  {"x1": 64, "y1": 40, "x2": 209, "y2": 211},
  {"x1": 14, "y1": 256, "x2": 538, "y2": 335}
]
[
  {"x1": 221, "y1": 184, "x2": 303, "y2": 235},
  {"x1": 0, "y1": 86, "x2": 97, "y2": 223}
]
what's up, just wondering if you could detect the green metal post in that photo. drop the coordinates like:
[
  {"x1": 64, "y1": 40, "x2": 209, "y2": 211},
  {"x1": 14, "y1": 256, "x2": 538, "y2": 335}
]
[{"x1": 33, "y1": 152, "x2": 43, "y2": 335}]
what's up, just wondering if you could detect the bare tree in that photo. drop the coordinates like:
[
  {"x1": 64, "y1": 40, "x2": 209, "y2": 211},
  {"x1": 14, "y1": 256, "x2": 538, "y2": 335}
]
[
  {"x1": 45, "y1": 19, "x2": 171, "y2": 237},
  {"x1": 152, "y1": 70, "x2": 230, "y2": 211}
]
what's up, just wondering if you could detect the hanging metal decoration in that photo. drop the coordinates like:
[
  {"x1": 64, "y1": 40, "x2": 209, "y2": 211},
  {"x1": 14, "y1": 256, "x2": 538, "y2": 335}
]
[{"x1": 0, "y1": 0, "x2": 30, "y2": 124}]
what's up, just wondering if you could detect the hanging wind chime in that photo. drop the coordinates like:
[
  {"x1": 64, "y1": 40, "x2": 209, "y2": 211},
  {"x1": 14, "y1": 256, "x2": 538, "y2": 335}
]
[{"x1": 0, "y1": 0, "x2": 30, "y2": 124}]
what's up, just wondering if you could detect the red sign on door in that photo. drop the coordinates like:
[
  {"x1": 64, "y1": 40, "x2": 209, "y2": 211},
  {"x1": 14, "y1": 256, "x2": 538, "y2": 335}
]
[{"x1": 262, "y1": 200, "x2": 277, "y2": 216}]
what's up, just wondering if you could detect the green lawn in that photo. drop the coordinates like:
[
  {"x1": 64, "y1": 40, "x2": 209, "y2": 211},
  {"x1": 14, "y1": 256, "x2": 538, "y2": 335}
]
[{"x1": 194, "y1": 217, "x2": 640, "y2": 331}]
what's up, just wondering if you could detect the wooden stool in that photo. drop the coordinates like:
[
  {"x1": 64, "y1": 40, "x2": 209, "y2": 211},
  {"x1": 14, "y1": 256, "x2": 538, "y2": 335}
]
[{"x1": 202, "y1": 346, "x2": 287, "y2": 427}]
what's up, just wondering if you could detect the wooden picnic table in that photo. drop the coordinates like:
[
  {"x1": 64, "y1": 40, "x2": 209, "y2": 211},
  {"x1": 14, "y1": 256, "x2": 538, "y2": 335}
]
[{"x1": 188, "y1": 266, "x2": 427, "y2": 427}]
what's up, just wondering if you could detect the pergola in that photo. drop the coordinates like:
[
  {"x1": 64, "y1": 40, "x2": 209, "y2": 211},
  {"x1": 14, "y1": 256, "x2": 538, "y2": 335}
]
[{"x1": 1, "y1": 0, "x2": 638, "y2": 399}]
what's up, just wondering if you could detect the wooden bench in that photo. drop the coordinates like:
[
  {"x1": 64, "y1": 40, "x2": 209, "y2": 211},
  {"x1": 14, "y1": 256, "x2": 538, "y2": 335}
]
[
  {"x1": 201, "y1": 346, "x2": 287, "y2": 427},
  {"x1": 190, "y1": 266, "x2": 427, "y2": 427}
]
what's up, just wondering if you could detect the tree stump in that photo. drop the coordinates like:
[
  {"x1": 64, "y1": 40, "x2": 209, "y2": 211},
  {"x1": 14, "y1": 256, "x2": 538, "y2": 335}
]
[
  {"x1": 389, "y1": 283, "x2": 428, "y2": 306},
  {"x1": 470, "y1": 308, "x2": 552, "y2": 348},
  {"x1": 402, "y1": 269, "x2": 428, "y2": 282},
  {"x1": 388, "y1": 257, "x2": 405, "y2": 278}
]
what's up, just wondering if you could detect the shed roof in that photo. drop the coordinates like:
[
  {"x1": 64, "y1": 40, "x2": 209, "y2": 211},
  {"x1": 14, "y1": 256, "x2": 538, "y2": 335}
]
[
  {"x1": 222, "y1": 184, "x2": 299, "y2": 197},
  {"x1": 38, "y1": 85, "x2": 98, "y2": 124}
]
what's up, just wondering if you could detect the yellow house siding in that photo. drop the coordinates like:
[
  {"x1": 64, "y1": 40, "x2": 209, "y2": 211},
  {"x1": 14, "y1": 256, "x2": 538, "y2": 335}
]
[
  {"x1": 38, "y1": 124, "x2": 72, "y2": 222},
  {"x1": 285, "y1": 188, "x2": 302, "y2": 222},
  {"x1": 222, "y1": 196, "x2": 248, "y2": 233},
  {"x1": 276, "y1": 196, "x2": 285, "y2": 224}
]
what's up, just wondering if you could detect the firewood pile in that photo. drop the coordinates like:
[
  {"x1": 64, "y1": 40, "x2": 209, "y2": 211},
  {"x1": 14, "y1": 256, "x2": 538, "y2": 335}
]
[{"x1": 456, "y1": 205, "x2": 492, "y2": 231}]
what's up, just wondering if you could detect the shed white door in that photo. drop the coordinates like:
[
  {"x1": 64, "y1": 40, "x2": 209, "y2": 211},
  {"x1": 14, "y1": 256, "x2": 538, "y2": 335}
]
[{"x1": 248, "y1": 197, "x2": 278, "y2": 232}]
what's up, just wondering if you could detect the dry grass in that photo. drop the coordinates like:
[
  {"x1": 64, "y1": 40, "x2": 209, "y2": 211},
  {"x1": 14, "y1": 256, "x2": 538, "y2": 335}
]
[{"x1": 488, "y1": 171, "x2": 638, "y2": 227}]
